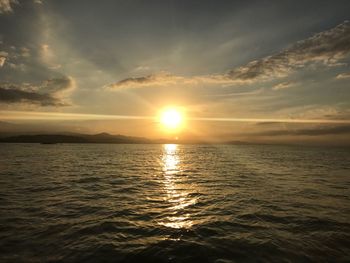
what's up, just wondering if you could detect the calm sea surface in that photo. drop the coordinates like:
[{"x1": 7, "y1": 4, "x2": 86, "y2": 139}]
[{"x1": 0, "y1": 143, "x2": 349, "y2": 262}]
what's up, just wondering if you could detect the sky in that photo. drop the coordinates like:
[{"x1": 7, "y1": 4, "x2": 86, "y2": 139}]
[{"x1": 0, "y1": 0, "x2": 350, "y2": 145}]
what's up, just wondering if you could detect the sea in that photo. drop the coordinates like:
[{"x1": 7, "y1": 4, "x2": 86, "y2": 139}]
[{"x1": 0, "y1": 143, "x2": 349, "y2": 262}]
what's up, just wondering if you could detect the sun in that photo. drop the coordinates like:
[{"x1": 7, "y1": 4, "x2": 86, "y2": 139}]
[{"x1": 160, "y1": 108, "x2": 183, "y2": 129}]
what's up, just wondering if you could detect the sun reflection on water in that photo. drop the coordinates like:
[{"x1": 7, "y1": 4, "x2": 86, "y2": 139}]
[{"x1": 159, "y1": 144, "x2": 196, "y2": 229}]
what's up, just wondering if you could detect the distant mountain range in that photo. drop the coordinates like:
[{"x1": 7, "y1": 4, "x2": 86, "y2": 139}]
[
  {"x1": 0, "y1": 132, "x2": 152, "y2": 144},
  {"x1": 0, "y1": 132, "x2": 251, "y2": 145},
  {"x1": 0, "y1": 121, "x2": 251, "y2": 144}
]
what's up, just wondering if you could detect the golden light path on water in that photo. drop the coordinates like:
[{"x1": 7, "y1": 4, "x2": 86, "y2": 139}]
[
  {"x1": 1, "y1": 110, "x2": 350, "y2": 124},
  {"x1": 159, "y1": 144, "x2": 196, "y2": 229}
]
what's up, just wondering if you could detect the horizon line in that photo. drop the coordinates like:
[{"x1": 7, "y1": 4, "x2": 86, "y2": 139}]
[{"x1": 1, "y1": 110, "x2": 350, "y2": 124}]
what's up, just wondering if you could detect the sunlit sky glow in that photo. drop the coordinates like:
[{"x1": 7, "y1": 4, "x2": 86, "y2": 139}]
[{"x1": 0, "y1": 0, "x2": 350, "y2": 145}]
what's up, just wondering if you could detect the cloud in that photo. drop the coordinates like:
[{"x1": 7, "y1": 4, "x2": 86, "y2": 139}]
[
  {"x1": 0, "y1": 56, "x2": 5, "y2": 67},
  {"x1": 336, "y1": 72, "x2": 350, "y2": 79},
  {"x1": 106, "y1": 72, "x2": 230, "y2": 89},
  {"x1": 272, "y1": 82, "x2": 295, "y2": 90},
  {"x1": 0, "y1": 0, "x2": 17, "y2": 14},
  {"x1": 0, "y1": 86, "x2": 62, "y2": 106},
  {"x1": 0, "y1": 76, "x2": 75, "y2": 106},
  {"x1": 208, "y1": 88, "x2": 264, "y2": 97},
  {"x1": 20, "y1": 47, "x2": 30, "y2": 58},
  {"x1": 0, "y1": 51, "x2": 8, "y2": 67},
  {"x1": 40, "y1": 77, "x2": 76, "y2": 95},
  {"x1": 107, "y1": 72, "x2": 180, "y2": 89},
  {"x1": 256, "y1": 125, "x2": 350, "y2": 137},
  {"x1": 226, "y1": 21, "x2": 350, "y2": 82},
  {"x1": 0, "y1": 47, "x2": 31, "y2": 69},
  {"x1": 108, "y1": 21, "x2": 350, "y2": 89}
]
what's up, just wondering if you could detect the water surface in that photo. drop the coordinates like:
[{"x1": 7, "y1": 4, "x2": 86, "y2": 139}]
[{"x1": 0, "y1": 144, "x2": 349, "y2": 262}]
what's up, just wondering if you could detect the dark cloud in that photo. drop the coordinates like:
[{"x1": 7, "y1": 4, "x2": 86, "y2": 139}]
[
  {"x1": 0, "y1": 76, "x2": 74, "y2": 106},
  {"x1": 109, "y1": 21, "x2": 350, "y2": 89},
  {"x1": 256, "y1": 125, "x2": 350, "y2": 136},
  {"x1": 0, "y1": 86, "x2": 61, "y2": 106}
]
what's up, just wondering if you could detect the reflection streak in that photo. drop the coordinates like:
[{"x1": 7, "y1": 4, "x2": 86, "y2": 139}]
[{"x1": 159, "y1": 144, "x2": 196, "y2": 229}]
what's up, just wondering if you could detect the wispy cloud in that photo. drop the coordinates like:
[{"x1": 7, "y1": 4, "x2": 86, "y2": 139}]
[
  {"x1": 336, "y1": 72, "x2": 350, "y2": 79},
  {"x1": 226, "y1": 21, "x2": 350, "y2": 82},
  {"x1": 106, "y1": 72, "x2": 230, "y2": 89},
  {"x1": 272, "y1": 82, "x2": 295, "y2": 90},
  {"x1": 108, "y1": 21, "x2": 350, "y2": 89},
  {"x1": 208, "y1": 88, "x2": 264, "y2": 97},
  {"x1": 106, "y1": 72, "x2": 183, "y2": 89}
]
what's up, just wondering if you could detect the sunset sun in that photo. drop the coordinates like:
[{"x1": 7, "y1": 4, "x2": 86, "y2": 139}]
[{"x1": 160, "y1": 108, "x2": 183, "y2": 129}]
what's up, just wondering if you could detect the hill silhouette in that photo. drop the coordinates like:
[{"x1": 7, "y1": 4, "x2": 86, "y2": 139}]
[{"x1": 0, "y1": 133, "x2": 151, "y2": 144}]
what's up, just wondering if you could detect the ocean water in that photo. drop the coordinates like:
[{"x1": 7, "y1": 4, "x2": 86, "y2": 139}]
[{"x1": 0, "y1": 143, "x2": 349, "y2": 262}]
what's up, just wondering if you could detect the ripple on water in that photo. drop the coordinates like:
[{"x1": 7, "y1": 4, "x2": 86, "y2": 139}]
[{"x1": 0, "y1": 144, "x2": 349, "y2": 262}]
